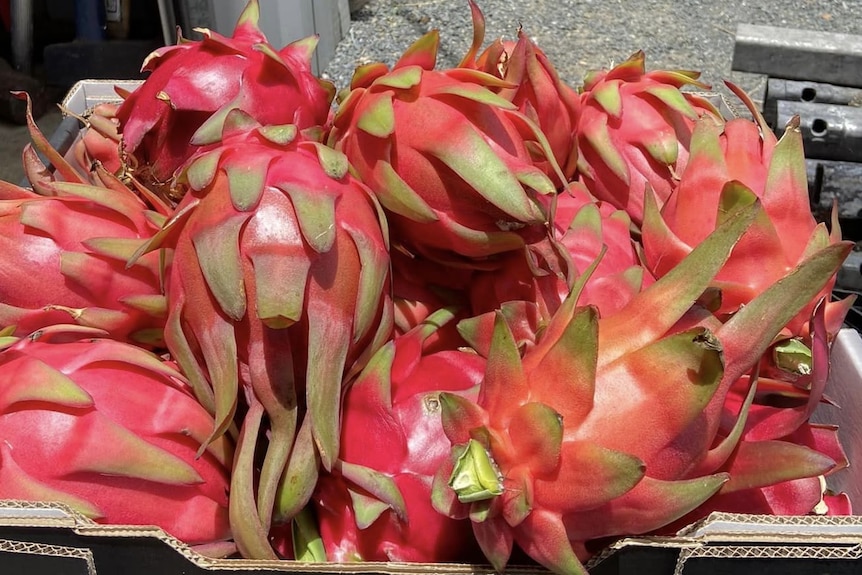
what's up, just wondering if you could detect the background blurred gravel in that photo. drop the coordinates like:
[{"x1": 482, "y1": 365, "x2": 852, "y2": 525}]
[{"x1": 324, "y1": 0, "x2": 862, "y2": 110}]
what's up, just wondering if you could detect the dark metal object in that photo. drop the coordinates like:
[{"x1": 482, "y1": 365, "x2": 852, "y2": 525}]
[
  {"x1": 74, "y1": 0, "x2": 106, "y2": 41},
  {"x1": 806, "y1": 159, "x2": 862, "y2": 214},
  {"x1": 17, "y1": 115, "x2": 85, "y2": 188},
  {"x1": 775, "y1": 100, "x2": 862, "y2": 163},
  {"x1": 837, "y1": 250, "x2": 862, "y2": 291},
  {"x1": 10, "y1": 0, "x2": 33, "y2": 75},
  {"x1": 805, "y1": 159, "x2": 862, "y2": 242},
  {"x1": 156, "y1": 0, "x2": 178, "y2": 46},
  {"x1": 766, "y1": 78, "x2": 862, "y2": 106},
  {"x1": 732, "y1": 24, "x2": 862, "y2": 88},
  {"x1": 764, "y1": 78, "x2": 862, "y2": 128}
]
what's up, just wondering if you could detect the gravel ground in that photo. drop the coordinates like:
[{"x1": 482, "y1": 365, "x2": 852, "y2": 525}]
[{"x1": 324, "y1": 0, "x2": 862, "y2": 109}]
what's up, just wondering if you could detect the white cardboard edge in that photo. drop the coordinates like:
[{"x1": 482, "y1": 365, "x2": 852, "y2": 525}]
[
  {"x1": 811, "y1": 328, "x2": 862, "y2": 505},
  {"x1": 0, "y1": 506, "x2": 73, "y2": 520},
  {"x1": 61, "y1": 79, "x2": 143, "y2": 116}
]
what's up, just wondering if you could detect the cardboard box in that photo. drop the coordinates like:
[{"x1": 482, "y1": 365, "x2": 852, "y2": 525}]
[
  {"x1": 587, "y1": 513, "x2": 862, "y2": 575},
  {"x1": 60, "y1": 79, "x2": 144, "y2": 116},
  {"x1": 4, "y1": 80, "x2": 861, "y2": 574}
]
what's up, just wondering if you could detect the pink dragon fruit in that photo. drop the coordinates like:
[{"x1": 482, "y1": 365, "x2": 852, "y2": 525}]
[
  {"x1": 329, "y1": 26, "x2": 559, "y2": 267},
  {"x1": 116, "y1": 0, "x2": 334, "y2": 187},
  {"x1": 432, "y1": 200, "x2": 850, "y2": 575},
  {"x1": 14, "y1": 92, "x2": 174, "y2": 218},
  {"x1": 131, "y1": 109, "x2": 392, "y2": 559},
  {"x1": 667, "y1": 300, "x2": 851, "y2": 523},
  {"x1": 461, "y1": 1, "x2": 580, "y2": 184},
  {"x1": 641, "y1": 84, "x2": 852, "y2": 338},
  {"x1": 469, "y1": 183, "x2": 650, "y2": 320},
  {"x1": 576, "y1": 51, "x2": 721, "y2": 225},
  {"x1": 70, "y1": 102, "x2": 124, "y2": 178},
  {"x1": 313, "y1": 308, "x2": 485, "y2": 563},
  {"x1": 0, "y1": 325, "x2": 233, "y2": 546},
  {"x1": 0, "y1": 176, "x2": 166, "y2": 346}
]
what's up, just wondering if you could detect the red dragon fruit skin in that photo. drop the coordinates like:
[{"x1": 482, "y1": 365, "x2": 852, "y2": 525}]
[
  {"x1": 329, "y1": 25, "x2": 559, "y2": 266},
  {"x1": 576, "y1": 51, "x2": 721, "y2": 225},
  {"x1": 116, "y1": 0, "x2": 334, "y2": 185},
  {"x1": 0, "y1": 179, "x2": 166, "y2": 346},
  {"x1": 0, "y1": 326, "x2": 233, "y2": 545},
  {"x1": 462, "y1": 1, "x2": 580, "y2": 185},
  {"x1": 313, "y1": 309, "x2": 485, "y2": 563},
  {"x1": 642, "y1": 84, "x2": 853, "y2": 338}
]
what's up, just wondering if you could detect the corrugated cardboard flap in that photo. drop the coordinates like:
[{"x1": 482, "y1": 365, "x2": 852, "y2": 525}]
[
  {"x1": 60, "y1": 79, "x2": 142, "y2": 117},
  {"x1": 5, "y1": 502, "x2": 862, "y2": 574},
  {"x1": 675, "y1": 511, "x2": 862, "y2": 541},
  {"x1": 0, "y1": 501, "x2": 544, "y2": 574},
  {"x1": 587, "y1": 512, "x2": 862, "y2": 574}
]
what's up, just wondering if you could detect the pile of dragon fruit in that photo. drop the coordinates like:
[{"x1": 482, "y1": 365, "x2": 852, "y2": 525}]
[{"x1": 0, "y1": 1, "x2": 855, "y2": 573}]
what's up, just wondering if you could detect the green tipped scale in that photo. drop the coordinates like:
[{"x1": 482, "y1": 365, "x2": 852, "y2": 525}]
[{"x1": 460, "y1": 1, "x2": 581, "y2": 183}]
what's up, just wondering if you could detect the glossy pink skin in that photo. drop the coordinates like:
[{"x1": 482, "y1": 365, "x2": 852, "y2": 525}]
[
  {"x1": 0, "y1": 337, "x2": 231, "y2": 544},
  {"x1": 0, "y1": 185, "x2": 164, "y2": 343},
  {"x1": 314, "y1": 342, "x2": 486, "y2": 563},
  {"x1": 116, "y1": 16, "x2": 331, "y2": 182}
]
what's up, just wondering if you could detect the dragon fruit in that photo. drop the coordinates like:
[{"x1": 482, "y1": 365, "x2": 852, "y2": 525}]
[
  {"x1": 641, "y1": 84, "x2": 853, "y2": 338},
  {"x1": 131, "y1": 109, "x2": 392, "y2": 559},
  {"x1": 576, "y1": 51, "x2": 721, "y2": 225},
  {"x1": 0, "y1": 0, "x2": 851, "y2": 569},
  {"x1": 0, "y1": 176, "x2": 166, "y2": 346},
  {"x1": 70, "y1": 102, "x2": 124, "y2": 178},
  {"x1": 666, "y1": 299, "x2": 851, "y2": 523},
  {"x1": 329, "y1": 27, "x2": 559, "y2": 267},
  {"x1": 14, "y1": 92, "x2": 174, "y2": 218},
  {"x1": 313, "y1": 308, "x2": 484, "y2": 563},
  {"x1": 469, "y1": 183, "x2": 650, "y2": 320},
  {"x1": 0, "y1": 325, "x2": 232, "y2": 546},
  {"x1": 116, "y1": 0, "x2": 334, "y2": 188},
  {"x1": 461, "y1": 1, "x2": 580, "y2": 184},
  {"x1": 431, "y1": 199, "x2": 850, "y2": 575}
]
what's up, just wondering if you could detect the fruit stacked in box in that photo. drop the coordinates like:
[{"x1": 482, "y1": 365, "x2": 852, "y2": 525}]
[{"x1": 0, "y1": 1, "x2": 854, "y2": 573}]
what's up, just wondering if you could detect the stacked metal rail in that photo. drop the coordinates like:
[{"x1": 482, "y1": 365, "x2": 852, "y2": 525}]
[{"x1": 732, "y1": 24, "x2": 862, "y2": 328}]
